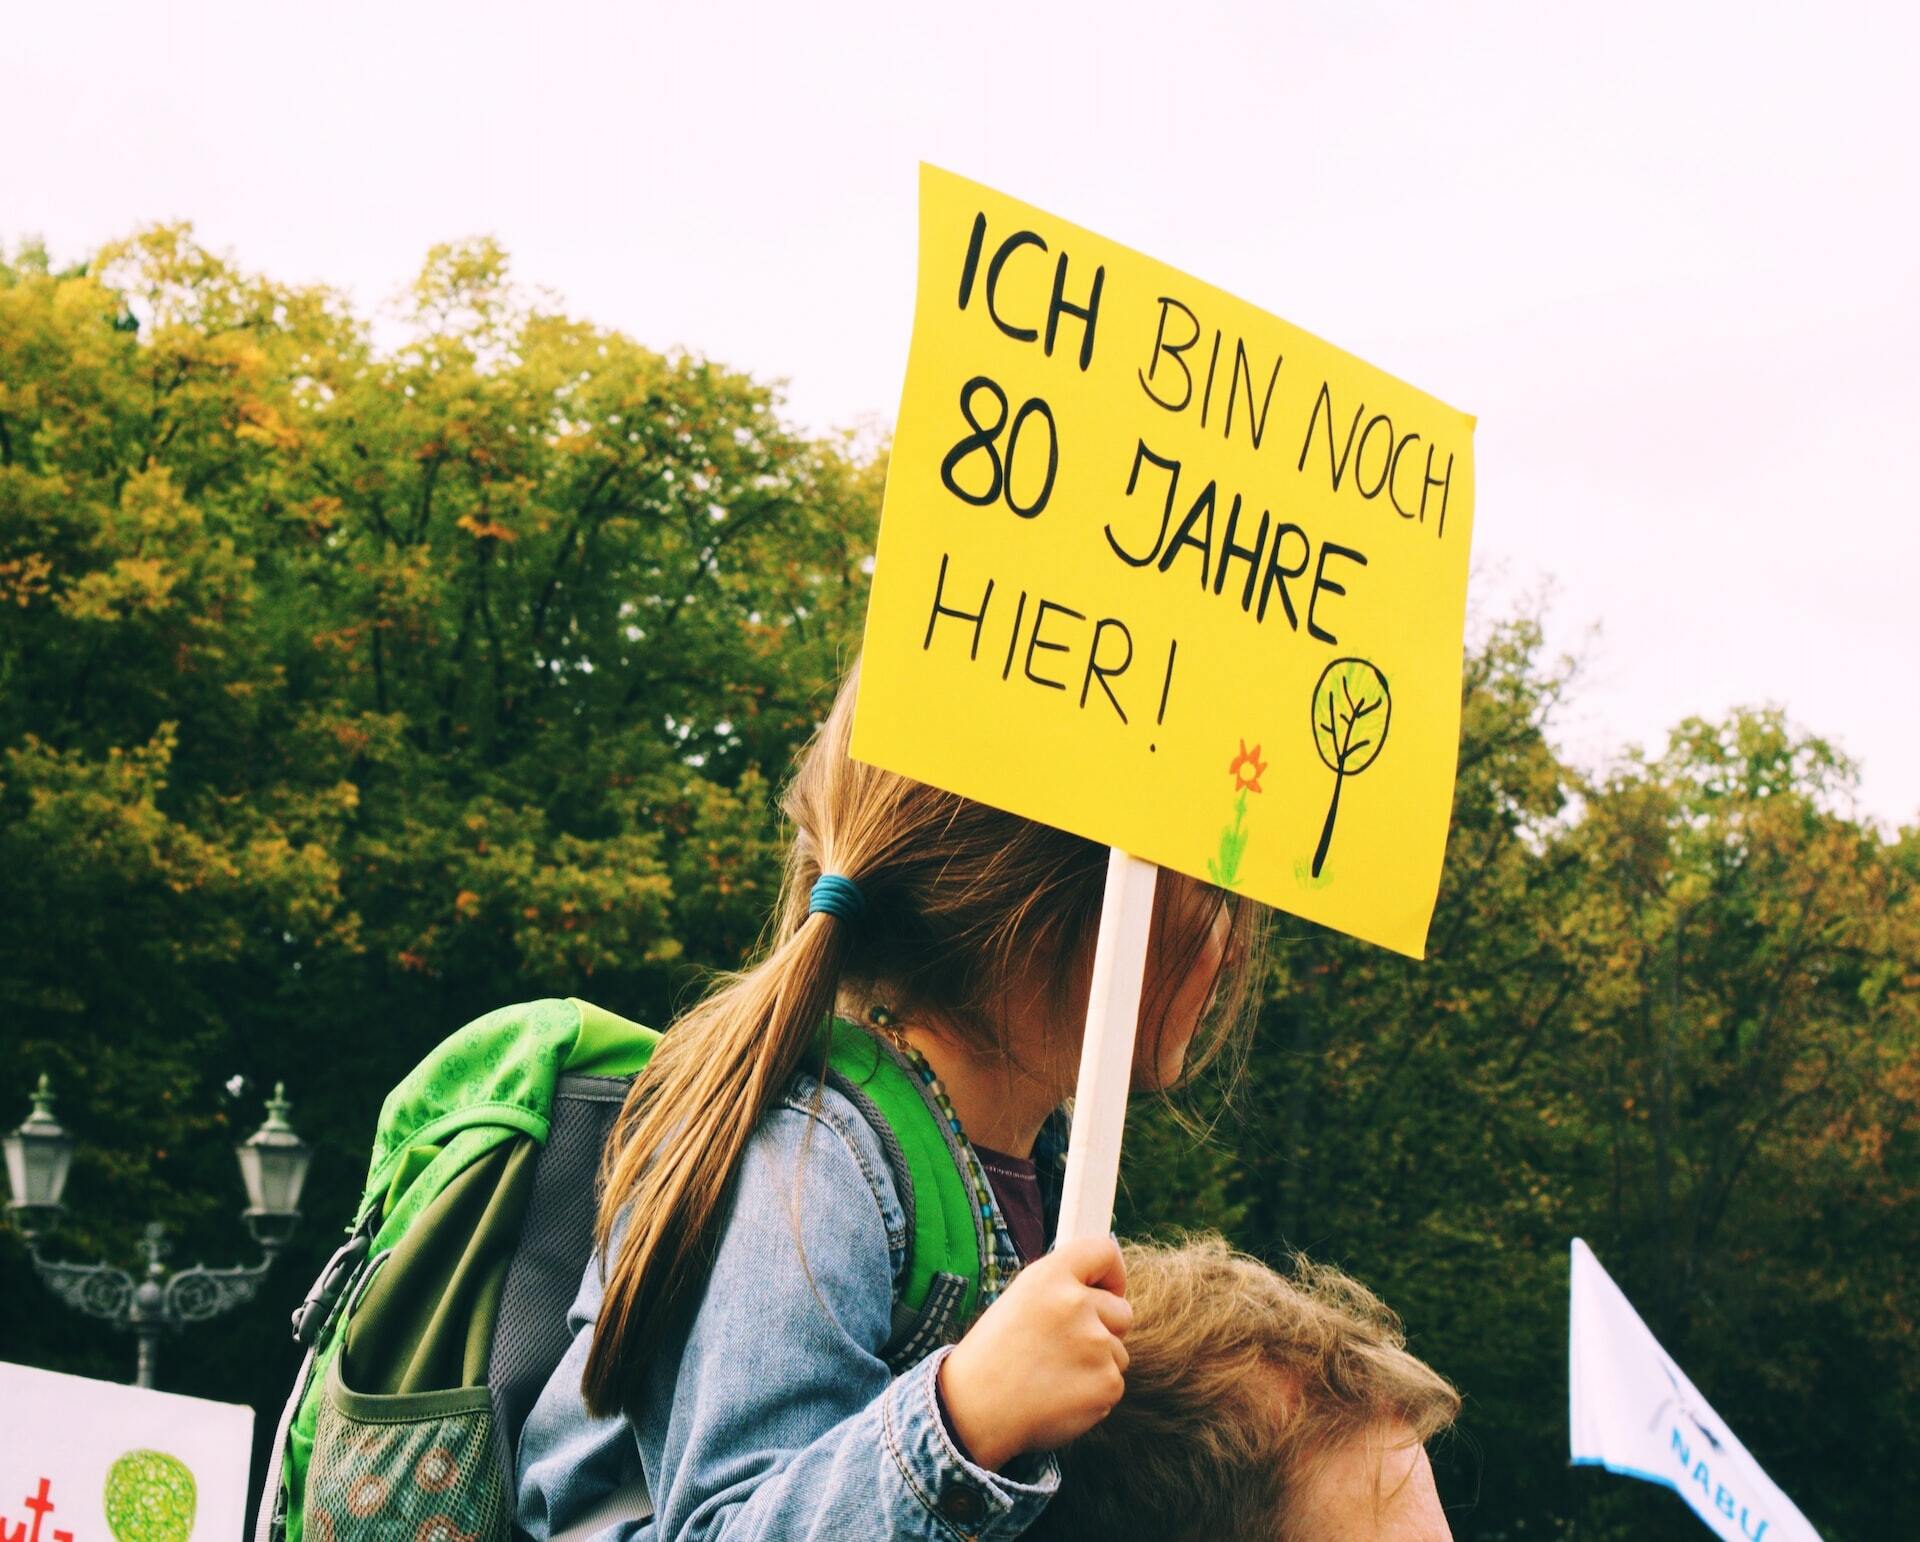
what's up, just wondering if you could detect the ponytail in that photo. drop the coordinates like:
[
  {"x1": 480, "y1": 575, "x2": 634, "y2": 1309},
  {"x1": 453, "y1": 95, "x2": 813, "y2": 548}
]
[{"x1": 582, "y1": 894, "x2": 847, "y2": 1414}]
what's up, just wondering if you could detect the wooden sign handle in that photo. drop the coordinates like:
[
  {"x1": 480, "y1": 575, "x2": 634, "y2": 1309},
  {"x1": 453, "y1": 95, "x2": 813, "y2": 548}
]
[{"x1": 1056, "y1": 848, "x2": 1160, "y2": 1243}]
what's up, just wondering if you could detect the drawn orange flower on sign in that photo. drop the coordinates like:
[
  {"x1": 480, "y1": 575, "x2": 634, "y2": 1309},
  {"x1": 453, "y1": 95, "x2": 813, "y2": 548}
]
[{"x1": 1228, "y1": 739, "x2": 1267, "y2": 795}]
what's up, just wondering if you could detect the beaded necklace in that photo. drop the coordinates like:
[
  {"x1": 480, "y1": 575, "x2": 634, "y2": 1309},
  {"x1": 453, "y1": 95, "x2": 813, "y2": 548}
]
[
  {"x1": 868, "y1": 1007, "x2": 1024, "y2": 1308},
  {"x1": 899, "y1": 1040, "x2": 1022, "y2": 1307}
]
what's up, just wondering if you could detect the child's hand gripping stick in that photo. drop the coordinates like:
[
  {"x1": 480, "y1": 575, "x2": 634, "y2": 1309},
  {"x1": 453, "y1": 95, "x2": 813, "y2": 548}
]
[{"x1": 938, "y1": 1236, "x2": 1133, "y2": 1471}]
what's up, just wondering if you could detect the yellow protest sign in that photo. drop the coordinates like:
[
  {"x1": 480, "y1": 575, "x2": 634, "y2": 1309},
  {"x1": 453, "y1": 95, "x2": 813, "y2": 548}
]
[{"x1": 851, "y1": 166, "x2": 1476, "y2": 958}]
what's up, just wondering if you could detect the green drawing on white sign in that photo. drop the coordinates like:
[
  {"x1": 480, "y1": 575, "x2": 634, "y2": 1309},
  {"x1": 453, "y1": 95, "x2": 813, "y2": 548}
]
[{"x1": 104, "y1": 1449, "x2": 197, "y2": 1542}]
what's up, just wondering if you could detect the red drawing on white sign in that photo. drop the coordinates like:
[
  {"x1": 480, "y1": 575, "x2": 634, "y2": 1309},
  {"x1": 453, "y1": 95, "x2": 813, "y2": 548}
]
[{"x1": 0, "y1": 1477, "x2": 78, "y2": 1542}]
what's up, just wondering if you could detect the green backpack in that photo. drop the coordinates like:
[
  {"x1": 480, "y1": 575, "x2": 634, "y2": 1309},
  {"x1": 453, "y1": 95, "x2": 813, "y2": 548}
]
[{"x1": 252, "y1": 997, "x2": 991, "y2": 1542}]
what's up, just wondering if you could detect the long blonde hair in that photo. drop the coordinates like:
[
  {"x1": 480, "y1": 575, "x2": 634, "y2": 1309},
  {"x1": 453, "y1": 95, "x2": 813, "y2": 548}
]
[{"x1": 582, "y1": 666, "x2": 1267, "y2": 1412}]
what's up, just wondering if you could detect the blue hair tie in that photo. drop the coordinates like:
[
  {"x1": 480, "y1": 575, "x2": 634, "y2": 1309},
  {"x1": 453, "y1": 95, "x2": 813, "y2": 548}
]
[{"x1": 808, "y1": 873, "x2": 866, "y2": 923}]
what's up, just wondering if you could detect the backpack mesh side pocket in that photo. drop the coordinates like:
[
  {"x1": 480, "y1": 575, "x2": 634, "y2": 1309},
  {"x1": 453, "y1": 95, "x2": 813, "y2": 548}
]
[
  {"x1": 298, "y1": 1138, "x2": 538, "y2": 1541},
  {"x1": 306, "y1": 1355, "x2": 508, "y2": 1542}
]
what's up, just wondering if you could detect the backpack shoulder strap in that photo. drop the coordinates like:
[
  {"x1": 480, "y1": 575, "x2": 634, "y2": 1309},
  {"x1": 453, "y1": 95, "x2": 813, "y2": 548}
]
[{"x1": 820, "y1": 1019, "x2": 985, "y2": 1369}]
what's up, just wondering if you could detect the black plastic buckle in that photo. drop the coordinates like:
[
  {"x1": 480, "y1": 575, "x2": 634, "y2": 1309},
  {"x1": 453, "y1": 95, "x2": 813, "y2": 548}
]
[{"x1": 290, "y1": 1213, "x2": 375, "y2": 1347}]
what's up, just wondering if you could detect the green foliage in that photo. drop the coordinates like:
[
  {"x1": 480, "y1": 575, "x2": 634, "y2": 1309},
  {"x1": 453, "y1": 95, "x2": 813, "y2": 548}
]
[
  {"x1": 3, "y1": 230, "x2": 1916, "y2": 1542},
  {"x1": 1169, "y1": 622, "x2": 1920, "y2": 1541},
  {"x1": 0, "y1": 228, "x2": 879, "y2": 1495}
]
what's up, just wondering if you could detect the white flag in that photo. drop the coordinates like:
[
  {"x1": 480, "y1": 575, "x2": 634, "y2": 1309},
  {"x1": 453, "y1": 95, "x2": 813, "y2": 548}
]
[{"x1": 1569, "y1": 1238, "x2": 1821, "y2": 1542}]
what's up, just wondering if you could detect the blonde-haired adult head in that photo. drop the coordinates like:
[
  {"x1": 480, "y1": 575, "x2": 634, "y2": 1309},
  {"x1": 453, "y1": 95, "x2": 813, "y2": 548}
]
[{"x1": 1036, "y1": 1235, "x2": 1461, "y2": 1542}]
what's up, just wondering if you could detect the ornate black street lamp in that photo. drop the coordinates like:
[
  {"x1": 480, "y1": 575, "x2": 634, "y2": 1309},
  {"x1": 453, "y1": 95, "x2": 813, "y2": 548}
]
[{"x1": 4, "y1": 1076, "x2": 313, "y2": 1389}]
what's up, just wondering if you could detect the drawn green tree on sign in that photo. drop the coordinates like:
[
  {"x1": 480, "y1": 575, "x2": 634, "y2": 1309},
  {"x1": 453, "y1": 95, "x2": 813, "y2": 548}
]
[
  {"x1": 103, "y1": 1450, "x2": 196, "y2": 1542},
  {"x1": 1310, "y1": 658, "x2": 1392, "y2": 879}
]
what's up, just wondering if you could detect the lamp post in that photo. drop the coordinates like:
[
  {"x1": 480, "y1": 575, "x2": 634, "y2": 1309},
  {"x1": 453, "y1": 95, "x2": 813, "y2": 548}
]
[{"x1": 4, "y1": 1076, "x2": 313, "y2": 1390}]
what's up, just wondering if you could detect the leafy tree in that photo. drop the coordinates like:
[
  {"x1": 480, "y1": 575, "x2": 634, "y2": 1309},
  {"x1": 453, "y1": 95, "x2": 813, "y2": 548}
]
[
  {"x1": 1175, "y1": 625, "x2": 1919, "y2": 1540},
  {"x1": 0, "y1": 228, "x2": 879, "y2": 1502}
]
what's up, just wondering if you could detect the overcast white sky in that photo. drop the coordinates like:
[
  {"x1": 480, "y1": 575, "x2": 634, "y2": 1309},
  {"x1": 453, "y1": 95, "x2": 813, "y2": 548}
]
[{"x1": 7, "y1": 0, "x2": 1916, "y2": 826}]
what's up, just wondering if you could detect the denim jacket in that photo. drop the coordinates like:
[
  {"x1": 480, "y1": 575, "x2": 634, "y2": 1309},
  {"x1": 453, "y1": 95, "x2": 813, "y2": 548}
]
[{"x1": 514, "y1": 1068, "x2": 1063, "y2": 1541}]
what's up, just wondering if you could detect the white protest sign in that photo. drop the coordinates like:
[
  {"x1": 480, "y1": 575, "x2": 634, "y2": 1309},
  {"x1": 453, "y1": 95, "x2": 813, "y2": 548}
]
[
  {"x1": 1569, "y1": 1239, "x2": 1821, "y2": 1542},
  {"x1": 0, "y1": 1361, "x2": 253, "y2": 1542}
]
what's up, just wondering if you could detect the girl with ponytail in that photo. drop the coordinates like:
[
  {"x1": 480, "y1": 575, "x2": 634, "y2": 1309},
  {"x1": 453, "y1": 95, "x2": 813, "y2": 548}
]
[{"x1": 516, "y1": 666, "x2": 1267, "y2": 1540}]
